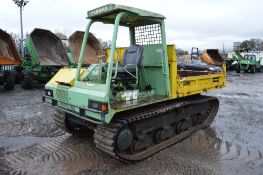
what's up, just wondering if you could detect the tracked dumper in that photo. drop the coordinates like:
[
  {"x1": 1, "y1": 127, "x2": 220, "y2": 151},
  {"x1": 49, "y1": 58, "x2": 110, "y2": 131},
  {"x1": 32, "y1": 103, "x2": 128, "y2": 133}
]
[
  {"x1": 42, "y1": 4, "x2": 226, "y2": 161},
  {"x1": 0, "y1": 29, "x2": 22, "y2": 90},
  {"x1": 21, "y1": 28, "x2": 72, "y2": 89}
]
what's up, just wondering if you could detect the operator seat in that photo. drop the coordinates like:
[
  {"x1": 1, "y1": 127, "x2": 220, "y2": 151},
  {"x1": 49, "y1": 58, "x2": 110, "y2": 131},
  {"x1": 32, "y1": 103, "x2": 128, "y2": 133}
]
[
  {"x1": 112, "y1": 44, "x2": 144, "y2": 84},
  {"x1": 121, "y1": 44, "x2": 144, "y2": 71}
]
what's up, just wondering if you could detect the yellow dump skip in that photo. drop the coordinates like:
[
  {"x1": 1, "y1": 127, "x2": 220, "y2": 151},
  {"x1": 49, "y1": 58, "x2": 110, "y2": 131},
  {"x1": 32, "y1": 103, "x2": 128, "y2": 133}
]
[
  {"x1": 169, "y1": 46, "x2": 226, "y2": 98},
  {"x1": 177, "y1": 73, "x2": 226, "y2": 97}
]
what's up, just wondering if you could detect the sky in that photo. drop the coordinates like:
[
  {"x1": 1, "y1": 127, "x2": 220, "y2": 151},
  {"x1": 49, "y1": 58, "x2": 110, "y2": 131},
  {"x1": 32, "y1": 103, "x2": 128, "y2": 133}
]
[{"x1": 1, "y1": 0, "x2": 263, "y2": 51}]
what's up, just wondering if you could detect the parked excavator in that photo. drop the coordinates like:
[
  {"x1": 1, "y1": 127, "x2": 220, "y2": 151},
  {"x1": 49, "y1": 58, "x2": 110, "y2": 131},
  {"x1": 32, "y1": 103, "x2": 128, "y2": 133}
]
[{"x1": 42, "y1": 4, "x2": 226, "y2": 161}]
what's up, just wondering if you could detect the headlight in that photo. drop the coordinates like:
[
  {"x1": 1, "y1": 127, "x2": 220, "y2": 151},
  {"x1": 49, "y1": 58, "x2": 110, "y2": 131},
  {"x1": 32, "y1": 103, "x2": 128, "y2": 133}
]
[
  {"x1": 45, "y1": 89, "x2": 53, "y2": 97},
  {"x1": 88, "y1": 100, "x2": 108, "y2": 113}
]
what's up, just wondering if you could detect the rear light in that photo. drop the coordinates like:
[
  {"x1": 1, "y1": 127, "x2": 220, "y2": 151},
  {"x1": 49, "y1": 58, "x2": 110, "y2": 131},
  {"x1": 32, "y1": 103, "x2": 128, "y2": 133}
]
[
  {"x1": 88, "y1": 100, "x2": 108, "y2": 113},
  {"x1": 45, "y1": 89, "x2": 53, "y2": 97},
  {"x1": 101, "y1": 104, "x2": 107, "y2": 112}
]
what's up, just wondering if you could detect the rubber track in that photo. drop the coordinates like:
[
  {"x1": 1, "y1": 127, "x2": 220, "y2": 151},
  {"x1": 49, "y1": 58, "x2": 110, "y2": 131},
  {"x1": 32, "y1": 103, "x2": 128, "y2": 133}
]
[{"x1": 94, "y1": 95, "x2": 219, "y2": 162}]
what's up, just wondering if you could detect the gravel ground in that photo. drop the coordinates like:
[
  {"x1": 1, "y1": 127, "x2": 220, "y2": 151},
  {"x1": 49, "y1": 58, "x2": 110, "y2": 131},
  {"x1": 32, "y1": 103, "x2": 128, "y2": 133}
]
[{"x1": 0, "y1": 71, "x2": 262, "y2": 175}]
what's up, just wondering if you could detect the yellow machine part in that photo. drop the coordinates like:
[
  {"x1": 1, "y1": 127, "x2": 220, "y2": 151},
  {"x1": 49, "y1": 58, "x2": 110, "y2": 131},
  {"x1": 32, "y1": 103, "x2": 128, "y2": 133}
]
[
  {"x1": 106, "y1": 47, "x2": 127, "y2": 63},
  {"x1": 49, "y1": 68, "x2": 85, "y2": 86},
  {"x1": 167, "y1": 44, "x2": 177, "y2": 62},
  {"x1": 168, "y1": 45, "x2": 226, "y2": 98},
  {"x1": 176, "y1": 72, "x2": 226, "y2": 97},
  {"x1": 167, "y1": 45, "x2": 177, "y2": 98},
  {"x1": 106, "y1": 45, "x2": 177, "y2": 63}
]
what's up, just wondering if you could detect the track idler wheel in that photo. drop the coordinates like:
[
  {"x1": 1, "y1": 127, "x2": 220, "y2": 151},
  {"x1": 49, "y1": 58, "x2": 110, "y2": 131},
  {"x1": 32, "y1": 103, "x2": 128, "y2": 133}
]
[{"x1": 116, "y1": 128, "x2": 133, "y2": 151}]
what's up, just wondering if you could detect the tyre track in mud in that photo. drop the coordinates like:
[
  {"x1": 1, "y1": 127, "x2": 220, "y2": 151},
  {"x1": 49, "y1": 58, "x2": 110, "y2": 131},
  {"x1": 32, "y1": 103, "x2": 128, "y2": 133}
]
[
  {"x1": 0, "y1": 117, "x2": 65, "y2": 137},
  {"x1": 218, "y1": 140, "x2": 263, "y2": 163},
  {"x1": 0, "y1": 89, "x2": 62, "y2": 138},
  {"x1": 0, "y1": 86, "x2": 109, "y2": 174},
  {"x1": 0, "y1": 101, "x2": 49, "y2": 119},
  {"x1": 4, "y1": 133, "x2": 109, "y2": 175}
]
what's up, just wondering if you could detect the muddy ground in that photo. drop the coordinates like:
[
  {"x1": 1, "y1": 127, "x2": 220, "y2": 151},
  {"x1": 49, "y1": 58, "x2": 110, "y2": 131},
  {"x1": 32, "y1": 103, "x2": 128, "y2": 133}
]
[{"x1": 0, "y1": 71, "x2": 263, "y2": 175}]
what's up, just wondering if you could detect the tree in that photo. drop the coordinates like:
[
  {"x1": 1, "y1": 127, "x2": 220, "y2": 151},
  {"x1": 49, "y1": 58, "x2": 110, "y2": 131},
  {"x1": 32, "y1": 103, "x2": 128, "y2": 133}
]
[
  {"x1": 99, "y1": 39, "x2": 111, "y2": 50},
  {"x1": 250, "y1": 38, "x2": 261, "y2": 50},
  {"x1": 55, "y1": 32, "x2": 67, "y2": 40},
  {"x1": 259, "y1": 41, "x2": 263, "y2": 51},
  {"x1": 240, "y1": 38, "x2": 262, "y2": 51},
  {"x1": 10, "y1": 32, "x2": 20, "y2": 46},
  {"x1": 240, "y1": 40, "x2": 254, "y2": 50}
]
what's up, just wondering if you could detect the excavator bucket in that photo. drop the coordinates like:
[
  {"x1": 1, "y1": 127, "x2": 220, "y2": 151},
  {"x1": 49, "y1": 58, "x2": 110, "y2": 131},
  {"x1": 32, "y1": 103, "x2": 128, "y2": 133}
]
[
  {"x1": 0, "y1": 29, "x2": 22, "y2": 65},
  {"x1": 27, "y1": 28, "x2": 70, "y2": 66},
  {"x1": 202, "y1": 49, "x2": 225, "y2": 66},
  {"x1": 68, "y1": 31, "x2": 103, "y2": 65}
]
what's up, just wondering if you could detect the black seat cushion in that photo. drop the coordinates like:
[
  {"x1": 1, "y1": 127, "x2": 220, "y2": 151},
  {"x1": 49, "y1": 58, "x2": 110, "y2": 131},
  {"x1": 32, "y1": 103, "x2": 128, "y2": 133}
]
[
  {"x1": 112, "y1": 64, "x2": 137, "y2": 73},
  {"x1": 122, "y1": 44, "x2": 144, "y2": 67}
]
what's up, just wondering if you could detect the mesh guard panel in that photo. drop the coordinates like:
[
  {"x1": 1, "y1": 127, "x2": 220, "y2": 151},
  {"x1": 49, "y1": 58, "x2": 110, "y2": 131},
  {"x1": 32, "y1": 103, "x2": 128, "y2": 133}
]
[{"x1": 135, "y1": 24, "x2": 162, "y2": 45}]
